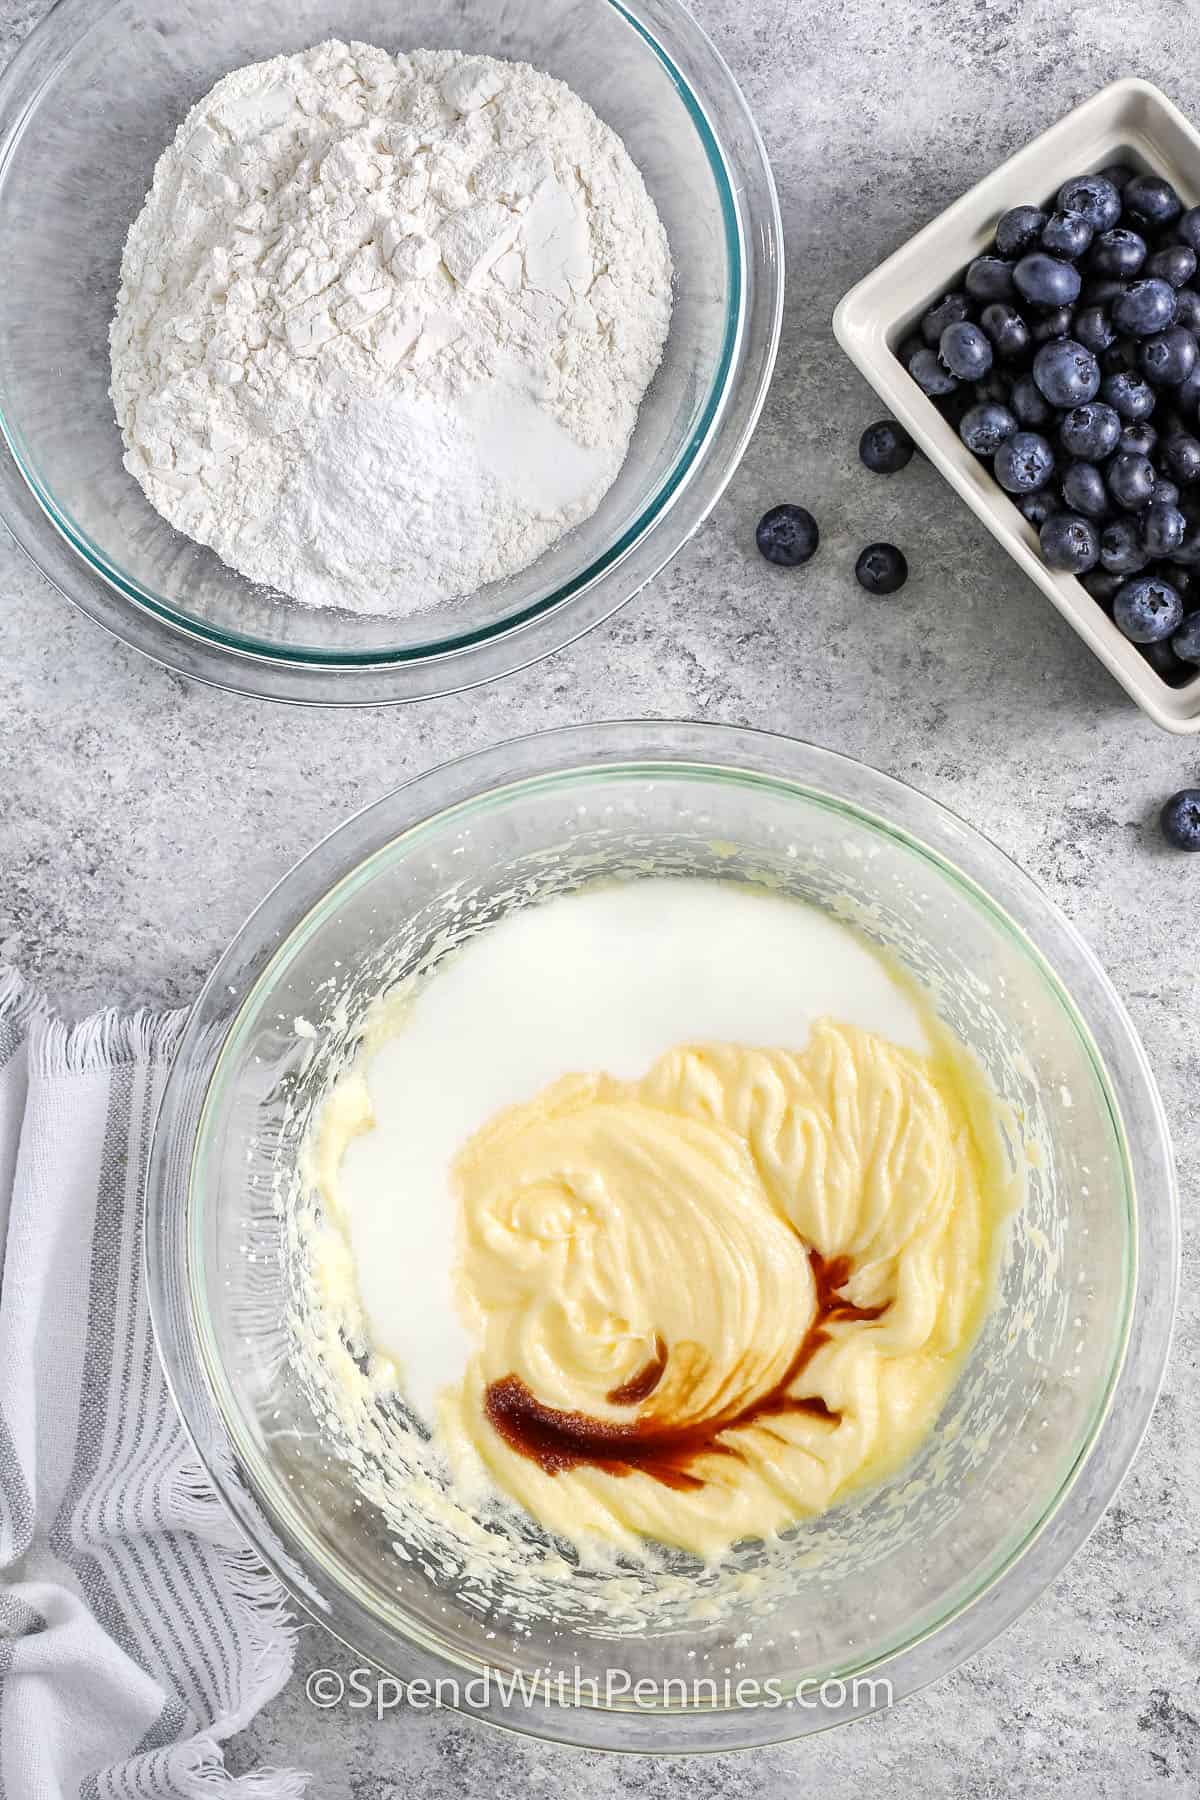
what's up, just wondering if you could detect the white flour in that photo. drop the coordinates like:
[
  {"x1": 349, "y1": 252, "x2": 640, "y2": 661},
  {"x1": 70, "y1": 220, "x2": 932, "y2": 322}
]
[{"x1": 109, "y1": 42, "x2": 672, "y2": 615}]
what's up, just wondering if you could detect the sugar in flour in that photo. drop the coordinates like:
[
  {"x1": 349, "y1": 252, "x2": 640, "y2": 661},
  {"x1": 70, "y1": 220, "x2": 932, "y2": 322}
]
[{"x1": 109, "y1": 41, "x2": 672, "y2": 615}]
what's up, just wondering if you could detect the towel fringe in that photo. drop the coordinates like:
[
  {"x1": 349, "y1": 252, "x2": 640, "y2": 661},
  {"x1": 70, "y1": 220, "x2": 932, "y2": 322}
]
[{"x1": 174, "y1": 1738, "x2": 309, "y2": 1800}]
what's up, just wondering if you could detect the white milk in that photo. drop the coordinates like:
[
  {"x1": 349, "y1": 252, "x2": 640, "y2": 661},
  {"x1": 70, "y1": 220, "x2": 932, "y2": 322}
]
[{"x1": 335, "y1": 878, "x2": 928, "y2": 1420}]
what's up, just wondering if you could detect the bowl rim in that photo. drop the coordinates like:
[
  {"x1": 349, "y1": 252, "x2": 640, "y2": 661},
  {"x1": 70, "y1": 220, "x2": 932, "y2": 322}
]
[
  {"x1": 144, "y1": 720, "x2": 1179, "y2": 1753},
  {"x1": 0, "y1": 0, "x2": 783, "y2": 703}
]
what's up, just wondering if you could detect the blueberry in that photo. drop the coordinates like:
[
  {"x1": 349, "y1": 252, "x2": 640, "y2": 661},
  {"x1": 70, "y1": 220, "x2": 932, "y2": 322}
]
[
  {"x1": 1160, "y1": 788, "x2": 1200, "y2": 849},
  {"x1": 995, "y1": 205, "x2": 1048, "y2": 259},
  {"x1": 1147, "y1": 244, "x2": 1197, "y2": 288},
  {"x1": 1031, "y1": 306, "x2": 1075, "y2": 345},
  {"x1": 1176, "y1": 292, "x2": 1200, "y2": 339},
  {"x1": 1014, "y1": 251, "x2": 1081, "y2": 309},
  {"x1": 1107, "y1": 451, "x2": 1156, "y2": 511},
  {"x1": 1083, "y1": 275, "x2": 1132, "y2": 307},
  {"x1": 965, "y1": 256, "x2": 1016, "y2": 303},
  {"x1": 1082, "y1": 566, "x2": 1124, "y2": 605},
  {"x1": 1041, "y1": 209, "x2": 1094, "y2": 260},
  {"x1": 1142, "y1": 501, "x2": 1187, "y2": 556},
  {"x1": 994, "y1": 431, "x2": 1055, "y2": 493},
  {"x1": 1101, "y1": 370, "x2": 1157, "y2": 421},
  {"x1": 855, "y1": 543, "x2": 908, "y2": 594},
  {"x1": 1123, "y1": 173, "x2": 1183, "y2": 230},
  {"x1": 974, "y1": 371, "x2": 1013, "y2": 406},
  {"x1": 940, "y1": 320, "x2": 993, "y2": 380},
  {"x1": 1113, "y1": 573, "x2": 1184, "y2": 641},
  {"x1": 1060, "y1": 400, "x2": 1122, "y2": 461},
  {"x1": 1152, "y1": 477, "x2": 1181, "y2": 507},
  {"x1": 921, "y1": 292, "x2": 974, "y2": 347},
  {"x1": 1120, "y1": 420, "x2": 1158, "y2": 457},
  {"x1": 859, "y1": 419, "x2": 915, "y2": 473},
  {"x1": 1165, "y1": 433, "x2": 1200, "y2": 484},
  {"x1": 1057, "y1": 173, "x2": 1122, "y2": 231},
  {"x1": 910, "y1": 347, "x2": 959, "y2": 397},
  {"x1": 1011, "y1": 373, "x2": 1052, "y2": 427},
  {"x1": 1100, "y1": 517, "x2": 1148, "y2": 574},
  {"x1": 898, "y1": 332, "x2": 925, "y2": 370},
  {"x1": 1112, "y1": 277, "x2": 1178, "y2": 336},
  {"x1": 1173, "y1": 611, "x2": 1200, "y2": 662},
  {"x1": 959, "y1": 401, "x2": 1018, "y2": 456},
  {"x1": 1073, "y1": 304, "x2": 1117, "y2": 356},
  {"x1": 1099, "y1": 161, "x2": 1137, "y2": 193},
  {"x1": 1177, "y1": 206, "x2": 1200, "y2": 254},
  {"x1": 756, "y1": 504, "x2": 819, "y2": 566},
  {"x1": 1032, "y1": 339, "x2": 1100, "y2": 407},
  {"x1": 979, "y1": 301, "x2": 1031, "y2": 360},
  {"x1": 1061, "y1": 460, "x2": 1109, "y2": 519},
  {"x1": 1089, "y1": 227, "x2": 1147, "y2": 278},
  {"x1": 1040, "y1": 511, "x2": 1099, "y2": 572},
  {"x1": 1141, "y1": 637, "x2": 1190, "y2": 683},
  {"x1": 1170, "y1": 530, "x2": 1200, "y2": 568},
  {"x1": 1136, "y1": 325, "x2": 1198, "y2": 387},
  {"x1": 1016, "y1": 488, "x2": 1060, "y2": 527}
]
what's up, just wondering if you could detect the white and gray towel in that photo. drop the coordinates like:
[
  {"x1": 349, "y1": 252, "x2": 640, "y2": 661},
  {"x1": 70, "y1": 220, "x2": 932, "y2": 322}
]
[{"x1": 0, "y1": 973, "x2": 306, "y2": 1800}]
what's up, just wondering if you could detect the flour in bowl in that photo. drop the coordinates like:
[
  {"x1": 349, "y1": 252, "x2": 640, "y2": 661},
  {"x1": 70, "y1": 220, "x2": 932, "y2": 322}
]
[{"x1": 109, "y1": 42, "x2": 672, "y2": 615}]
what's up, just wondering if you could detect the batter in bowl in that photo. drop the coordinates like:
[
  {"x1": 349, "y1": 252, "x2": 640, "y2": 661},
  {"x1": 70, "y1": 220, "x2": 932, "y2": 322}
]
[{"x1": 309, "y1": 879, "x2": 1012, "y2": 1559}]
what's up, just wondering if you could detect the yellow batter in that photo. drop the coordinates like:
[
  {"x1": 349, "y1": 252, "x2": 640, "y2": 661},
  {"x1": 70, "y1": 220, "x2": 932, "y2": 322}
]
[{"x1": 439, "y1": 1020, "x2": 1009, "y2": 1558}]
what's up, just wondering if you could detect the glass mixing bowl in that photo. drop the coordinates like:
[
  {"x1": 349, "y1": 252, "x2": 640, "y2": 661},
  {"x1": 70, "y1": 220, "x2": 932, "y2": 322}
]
[
  {"x1": 145, "y1": 723, "x2": 1177, "y2": 1752},
  {"x1": 0, "y1": 0, "x2": 780, "y2": 703}
]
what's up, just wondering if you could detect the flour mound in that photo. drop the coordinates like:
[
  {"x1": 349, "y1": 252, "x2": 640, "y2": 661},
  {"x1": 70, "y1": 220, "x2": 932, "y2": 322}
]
[{"x1": 109, "y1": 42, "x2": 672, "y2": 616}]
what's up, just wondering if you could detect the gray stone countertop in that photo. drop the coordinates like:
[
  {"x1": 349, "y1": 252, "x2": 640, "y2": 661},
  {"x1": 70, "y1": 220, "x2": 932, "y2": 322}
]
[{"x1": 1, "y1": 0, "x2": 1198, "y2": 1792}]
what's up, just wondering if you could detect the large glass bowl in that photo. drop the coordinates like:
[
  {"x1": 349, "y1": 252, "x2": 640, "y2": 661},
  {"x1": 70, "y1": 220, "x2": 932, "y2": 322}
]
[
  {"x1": 0, "y1": 0, "x2": 780, "y2": 703},
  {"x1": 145, "y1": 723, "x2": 1177, "y2": 1752}
]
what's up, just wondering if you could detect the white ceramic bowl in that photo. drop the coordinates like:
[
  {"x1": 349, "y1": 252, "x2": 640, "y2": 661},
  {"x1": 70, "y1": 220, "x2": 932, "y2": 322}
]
[{"x1": 834, "y1": 78, "x2": 1200, "y2": 736}]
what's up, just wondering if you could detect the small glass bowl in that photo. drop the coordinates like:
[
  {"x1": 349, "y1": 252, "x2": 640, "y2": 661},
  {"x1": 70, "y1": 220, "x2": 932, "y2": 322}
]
[
  {"x1": 146, "y1": 722, "x2": 1177, "y2": 1753},
  {"x1": 0, "y1": 0, "x2": 781, "y2": 702}
]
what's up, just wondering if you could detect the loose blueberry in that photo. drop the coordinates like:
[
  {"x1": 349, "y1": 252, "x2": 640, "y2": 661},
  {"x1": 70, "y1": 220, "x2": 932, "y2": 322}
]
[
  {"x1": 1177, "y1": 363, "x2": 1200, "y2": 417},
  {"x1": 921, "y1": 292, "x2": 974, "y2": 347},
  {"x1": 1160, "y1": 788, "x2": 1200, "y2": 850},
  {"x1": 1120, "y1": 420, "x2": 1158, "y2": 457},
  {"x1": 1060, "y1": 400, "x2": 1122, "y2": 461},
  {"x1": 1099, "y1": 161, "x2": 1136, "y2": 193},
  {"x1": 909, "y1": 347, "x2": 959, "y2": 397},
  {"x1": 1032, "y1": 339, "x2": 1100, "y2": 408},
  {"x1": 1142, "y1": 501, "x2": 1188, "y2": 556},
  {"x1": 859, "y1": 419, "x2": 915, "y2": 474},
  {"x1": 1170, "y1": 530, "x2": 1200, "y2": 568},
  {"x1": 1099, "y1": 518, "x2": 1148, "y2": 575},
  {"x1": 959, "y1": 401, "x2": 1018, "y2": 457},
  {"x1": 898, "y1": 332, "x2": 924, "y2": 370},
  {"x1": 1177, "y1": 206, "x2": 1200, "y2": 254},
  {"x1": 854, "y1": 543, "x2": 908, "y2": 595},
  {"x1": 974, "y1": 371, "x2": 1014, "y2": 406},
  {"x1": 1141, "y1": 637, "x2": 1190, "y2": 683},
  {"x1": 1016, "y1": 488, "x2": 1060, "y2": 527},
  {"x1": 1082, "y1": 566, "x2": 1124, "y2": 605},
  {"x1": 1107, "y1": 450, "x2": 1156, "y2": 511},
  {"x1": 995, "y1": 205, "x2": 1048, "y2": 259},
  {"x1": 1176, "y1": 290, "x2": 1200, "y2": 336},
  {"x1": 1112, "y1": 278, "x2": 1178, "y2": 336},
  {"x1": 1123, "y1": 173, "x2": 1183, "y2": 230},
  {"x1": 1056, "y1": 173, "x2": 1122, "y2": 231},
  {"x1": 965, "y1": 256, "x2": 1016, "y2": 303},
  {"x1": 1084, "y1": 275, "x2": 1131, "y2": 307},
  {"x1": 1014, "y1": 251, "x2": 1081, "y2": 309},
  {"x1": 1137, "y1": 324, "x2": 1199, "y2": 388},
  {"x1": 979, "y1": 301, "x2": 1031, "y2": 361},
  {"x1": 1146, "y1": 244, "x2": 1197, "y2": 288},
  {"x1": 1061, "y1": 461, "x2": 1109, "y2": 520},
  {"x1": 1031, "y1": 306, "x2": 1075, "y2": 345},
  {"x1": 994, "y1": 431, "x2": 1056, "y2": 493},
  {"x1": 1089, "y1": 226, "x2": 1147, "y2": 278},
  {"x1": 1011, "y1": 373, "x2": 1053, "y2": 428},
  {"x1": 756, "y1": 504, "x2": 819, "y2": 567},
  {"x1": 1165, "y1": 433, "x2": 1200, "y2": 484},
  {"x1": 1041, "y1": 209, "x2": 1094, "y2": 260},
  {"x1": 1074, "y1": 304, "x2": 1117, "y2": 356},
  {"x1": 940, "y1": 320, "x2": 993, "y2": 380},
  {"x1": 1153, "y1": 480, "x2": 1181, "y2": 510},
  {"x1": 1040, "y1": 512, "x2": 1099, "y2": 572},
  {"x1": 1101, "y1": 370, "x2": 1157, "y2": 421},
  {"x1": 1113, "y1": 573, "x2": 1184, "y2": 641},
  {"x1": 1173, "y1": 611, "x2": 1200, "y2": 662}
]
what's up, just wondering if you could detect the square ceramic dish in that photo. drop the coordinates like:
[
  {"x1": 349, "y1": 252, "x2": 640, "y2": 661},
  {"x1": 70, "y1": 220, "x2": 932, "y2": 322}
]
[{"x1": 834, "y1": 78, "x2": 1200, "y2": 735}]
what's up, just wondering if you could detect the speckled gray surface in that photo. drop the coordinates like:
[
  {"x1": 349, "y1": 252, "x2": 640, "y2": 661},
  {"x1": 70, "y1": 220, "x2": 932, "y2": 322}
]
[{"x1": 1, "y1": 0, "x2": 1199, "y2": 1791}]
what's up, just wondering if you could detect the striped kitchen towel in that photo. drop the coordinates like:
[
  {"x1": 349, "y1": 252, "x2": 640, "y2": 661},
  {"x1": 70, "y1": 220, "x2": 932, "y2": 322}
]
[{"x1": 0, "y1": 973, "x2": 306, "y2": 1800}]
